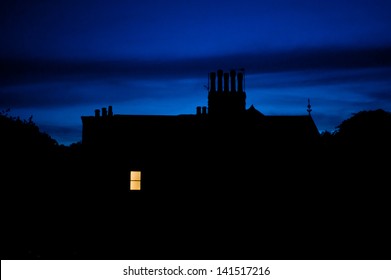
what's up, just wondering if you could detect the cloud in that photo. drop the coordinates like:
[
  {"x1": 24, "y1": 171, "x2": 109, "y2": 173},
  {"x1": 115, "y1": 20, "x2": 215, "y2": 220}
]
[
  {"x1": 2, "y1": 46, "x2": 391, "y2": 84},
  {"x1": 1, "y1": 46, "x2": 390, "y2": 111},
  {"x1": 248, "y1": 67, "x2": 391, "y2": 90},
  {"x1": 0, "y1": 79, "x2": 173, "y2": 109},
  {"x1": 370, "y1": 89, "x2": 391, "y2": 103}
]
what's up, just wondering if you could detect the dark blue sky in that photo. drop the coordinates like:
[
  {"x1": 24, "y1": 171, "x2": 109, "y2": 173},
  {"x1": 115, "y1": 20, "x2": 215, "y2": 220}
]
[{"x1": 1, "y1": 0, "x2": 391, "y2": 145}]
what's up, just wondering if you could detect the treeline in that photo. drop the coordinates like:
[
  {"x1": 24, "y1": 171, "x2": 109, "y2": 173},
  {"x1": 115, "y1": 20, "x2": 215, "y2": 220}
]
[{"x1": 0, "y1": 109, "x2": 82, "y2": 194}]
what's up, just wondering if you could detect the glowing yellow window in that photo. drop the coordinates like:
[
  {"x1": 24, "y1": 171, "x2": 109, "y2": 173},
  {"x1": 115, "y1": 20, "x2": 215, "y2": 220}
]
[{"x1": 130, "y1": 171, "x2": 141, "y2": 191}]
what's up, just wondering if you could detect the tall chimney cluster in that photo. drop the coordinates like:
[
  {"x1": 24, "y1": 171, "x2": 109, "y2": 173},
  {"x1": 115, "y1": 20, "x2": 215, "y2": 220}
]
[{"x1": 207, "y1": 69, "x2": 246, "y2": 116}]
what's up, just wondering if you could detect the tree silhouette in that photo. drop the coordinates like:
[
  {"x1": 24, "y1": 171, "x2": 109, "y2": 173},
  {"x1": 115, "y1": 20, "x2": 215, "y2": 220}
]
[
  {"x1": 1, "y1": 109, "x2": 60, "y2": 157},
  {"x1": 333, "y1": 109, "x2": 391, "y2": 146},
  {"x1": 1, "y1": 110, "x2": 84, "y2": 260}
]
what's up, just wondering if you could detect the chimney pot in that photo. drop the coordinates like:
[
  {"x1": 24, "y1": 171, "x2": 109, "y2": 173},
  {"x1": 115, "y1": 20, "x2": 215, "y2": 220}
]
[
  {"x1": 217, "y1": 69, "x2": 223, "y2": 92},
  {"x1": 224, "y1": 72, "x2": 230, "y2": 93},
  {"x1": 102, "y1": 107, "x2": 107, "y2": 117},
  {"x1": 209, "y1": 72, "x2": 216, "y2": 93},
  {"x1": 237, "y1": 72, "x2": 244, "y2": 93},
  {"x1": 230, "y1": 70, "x2": 236, "y2": 92}
]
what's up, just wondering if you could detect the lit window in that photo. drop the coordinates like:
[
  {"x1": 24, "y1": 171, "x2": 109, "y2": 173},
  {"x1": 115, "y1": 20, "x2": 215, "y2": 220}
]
[{"x1": 130, "y1": 171, "x2": 141, "y2": 191}]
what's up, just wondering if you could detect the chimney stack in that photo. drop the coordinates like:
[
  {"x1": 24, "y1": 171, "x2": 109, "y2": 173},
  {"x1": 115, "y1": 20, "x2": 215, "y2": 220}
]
[
  {"x1": 202, "y1": 106, "x2": 207, "y2": 115},
  {"x1": 108, "y1": 105, "x2": 113, "y2": 117},
  {"x1": 94, "y1": 109, "x2": 100, "y2": 117}
]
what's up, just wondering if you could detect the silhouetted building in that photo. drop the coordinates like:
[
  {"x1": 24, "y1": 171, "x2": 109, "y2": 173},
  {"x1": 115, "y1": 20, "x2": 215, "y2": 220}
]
[{"x1": 81, "y1": 69, "x2": 320, "y2": 195}]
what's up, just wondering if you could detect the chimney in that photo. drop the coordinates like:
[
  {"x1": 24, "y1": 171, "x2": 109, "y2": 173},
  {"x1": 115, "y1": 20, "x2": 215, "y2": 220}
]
[
  {"x1": 224, "y1": 72, "x2": 229, "y2": 93},
  {"x1": 202, "y1": 106, "x2": 207, "y2": 115},
  {"x1": 102, "y1": 107, "x2": 107, "y2": 117},
  {"x1": 209, "y1": 72, "x2": 216, "y2": 92},
  {"x1": 108, "y1": 105, "x2": 113, "y2": 117},
  {"x1": 230, "y1": 70, "x2": 236, "y2": 92},
  {"x1": 94, "y1": 109, "x2": 100, "y2": 117},
  {"x1": 217, "y1": 69, "x2": 223, "y2": 93},
  {"x1": 237, "y1": 72, "x2": 244, "y2": 93},
  {"x1": 196, "y1": 106, "x2": 201, "y2": 115}
]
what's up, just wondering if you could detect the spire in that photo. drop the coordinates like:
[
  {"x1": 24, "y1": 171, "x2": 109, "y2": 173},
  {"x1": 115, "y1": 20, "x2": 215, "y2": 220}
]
[{"x1": 307, "y1": 98, "x2": 312, "y2": 115}]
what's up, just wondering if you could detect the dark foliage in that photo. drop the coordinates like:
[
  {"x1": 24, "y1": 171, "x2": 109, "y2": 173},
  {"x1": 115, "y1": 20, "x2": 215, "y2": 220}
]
[
  {"x1": 334, "y1": 109, "x2": 391, "y2": 145},
  {"x1": 1, "y1": 110, "x2": 84, "y2": 260}
]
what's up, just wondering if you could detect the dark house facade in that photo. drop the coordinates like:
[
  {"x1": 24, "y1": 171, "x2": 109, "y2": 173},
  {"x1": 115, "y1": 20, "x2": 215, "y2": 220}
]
[{"x1": 81, "y1": 69, "x2": 320, "y2": 196}]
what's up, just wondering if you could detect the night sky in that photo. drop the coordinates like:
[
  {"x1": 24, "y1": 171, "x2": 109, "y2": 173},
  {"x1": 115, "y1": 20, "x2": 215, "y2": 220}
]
[{"x1": 1, "y1": 0, "x2": 391, "y2": 146}]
